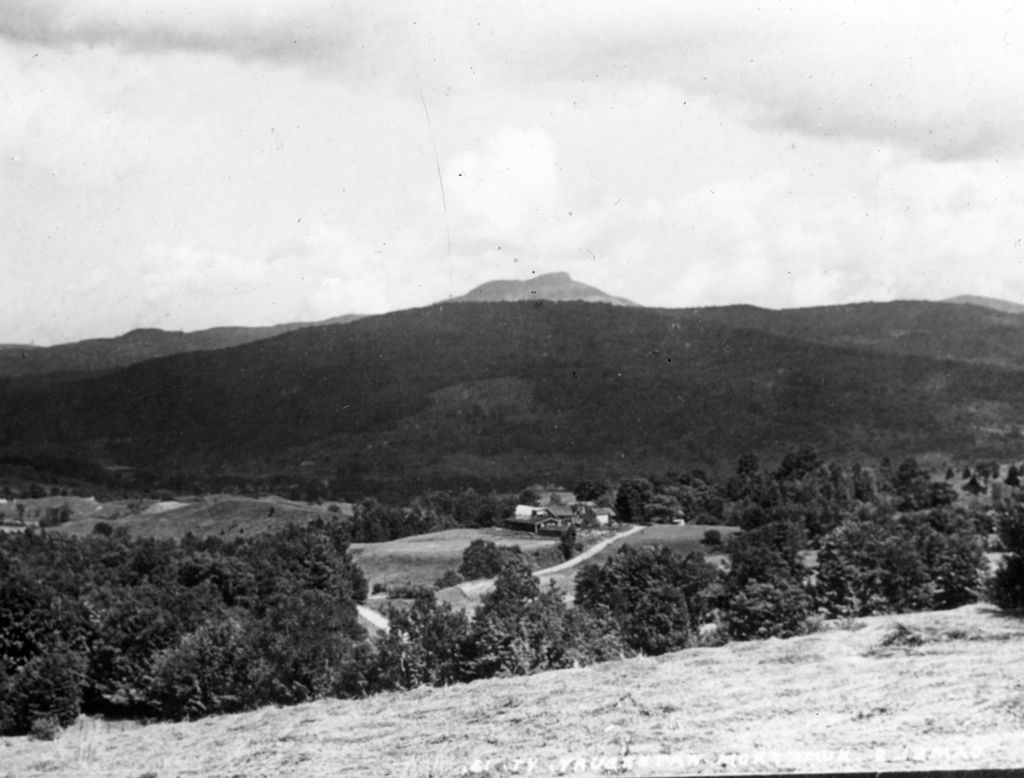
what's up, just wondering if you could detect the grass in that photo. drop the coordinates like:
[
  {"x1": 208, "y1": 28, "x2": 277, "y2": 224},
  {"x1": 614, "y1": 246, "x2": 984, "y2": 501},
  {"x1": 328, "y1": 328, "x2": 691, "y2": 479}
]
[
  {"x1": 536, "y1": 523, "x2": 739, "y2": 602},
  {"x1": 50, "y1": 495, "x2": 338, "y2": 541},
  {"x1": 614, "y1": 522, "x2": 740, "y2": 555},
  {"x1": 350, "y1": 527, "x2": 561, "y2": 591},
  {"x1": 4, "y1": 604, "x2": 1024, "y2": 777}
]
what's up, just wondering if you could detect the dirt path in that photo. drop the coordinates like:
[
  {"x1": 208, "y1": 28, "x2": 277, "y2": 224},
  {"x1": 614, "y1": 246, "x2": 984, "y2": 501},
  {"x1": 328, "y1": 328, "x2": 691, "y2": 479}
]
[
  {"x1": 535, "y1": 524, "x2": 646, "y2": 575},
  {"x1": 454, "y1": 524, "x2": 645, "y2": 600},
  {"x1": 366, "y1": 526, "x2": 647, "y2": 627},
  {"x1": 355, "y1": 604, "x2": 390, "y2": 634}
]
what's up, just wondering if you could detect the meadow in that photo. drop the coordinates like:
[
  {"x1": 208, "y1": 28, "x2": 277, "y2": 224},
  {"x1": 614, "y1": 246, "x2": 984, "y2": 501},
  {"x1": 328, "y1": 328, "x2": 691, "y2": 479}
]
[{"x1": 350, "y1": 526, "x2": 562, "y2": 592}]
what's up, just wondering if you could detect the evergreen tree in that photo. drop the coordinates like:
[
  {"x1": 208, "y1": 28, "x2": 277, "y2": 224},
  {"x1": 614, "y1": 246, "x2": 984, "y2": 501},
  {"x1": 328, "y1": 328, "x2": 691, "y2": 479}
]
[
  {"x1": 614, "y1": 478, "x2": 654, "y2": 524},
  {"x1": 1006, "y1": 465, "x2": 1021, "y2": 488}
]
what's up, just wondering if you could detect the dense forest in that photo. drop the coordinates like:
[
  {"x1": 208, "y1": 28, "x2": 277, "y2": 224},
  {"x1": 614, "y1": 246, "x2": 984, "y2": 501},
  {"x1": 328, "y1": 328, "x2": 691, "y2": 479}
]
[
  {"x1": 5, "y1": 301, "x2": 1024, "y2": 496},
  {"x1": 5, "y1": 447, "x2": 1024, "y2": 739}
]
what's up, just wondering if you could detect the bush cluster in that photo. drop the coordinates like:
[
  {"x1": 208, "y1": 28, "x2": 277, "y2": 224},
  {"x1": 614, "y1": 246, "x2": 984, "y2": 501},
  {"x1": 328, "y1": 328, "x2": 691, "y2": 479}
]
[{"x1": 0, "y1": 523, "x2": 366, "y2": 734}]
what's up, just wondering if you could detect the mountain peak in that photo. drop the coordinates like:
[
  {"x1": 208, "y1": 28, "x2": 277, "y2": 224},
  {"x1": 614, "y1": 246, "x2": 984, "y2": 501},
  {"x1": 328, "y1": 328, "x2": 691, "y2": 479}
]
[{"x1": 450, "y1": 271, "x2": 635, "y2": 306}]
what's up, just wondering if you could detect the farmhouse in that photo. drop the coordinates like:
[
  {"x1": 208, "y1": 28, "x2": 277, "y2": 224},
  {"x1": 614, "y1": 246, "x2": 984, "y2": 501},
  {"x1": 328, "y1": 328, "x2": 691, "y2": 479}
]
[
  {"x1": 546, "y1": 504, "x2": 575, "y2": 522},
  {"x1": 505, "y1": 504, "x2": 572, "y2": 535},
  {"x1": 578, "y1": 503, "x2": 617, "y2": 527}
]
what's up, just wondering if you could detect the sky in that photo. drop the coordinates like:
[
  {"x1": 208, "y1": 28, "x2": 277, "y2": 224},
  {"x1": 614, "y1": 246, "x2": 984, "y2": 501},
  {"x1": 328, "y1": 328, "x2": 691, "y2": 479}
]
[{"x1": 3, "y1": 0, "x2": 1024, "y2": 345}]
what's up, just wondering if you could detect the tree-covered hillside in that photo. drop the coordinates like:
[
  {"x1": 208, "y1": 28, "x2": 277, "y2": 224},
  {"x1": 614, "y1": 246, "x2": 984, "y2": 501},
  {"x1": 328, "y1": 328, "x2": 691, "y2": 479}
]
[{"x1": 2, "y1": 300, "x2": 1024, "y2": 493}]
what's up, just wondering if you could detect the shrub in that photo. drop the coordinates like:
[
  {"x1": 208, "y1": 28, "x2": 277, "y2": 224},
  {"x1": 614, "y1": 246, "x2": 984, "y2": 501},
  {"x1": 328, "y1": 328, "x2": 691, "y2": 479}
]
[
  {"x1": 702, "y1": 529, "x2": 722, "y2": 547},
  {"x1": 614, "y1": 478, "x2": 655, "y2": 524},
  {"x1": 29, "y1": 715, "x2": 61, "y2": 741},
  {"x1": 990, "y1": 507, "x2": 1024, "y2": 608},
  {"x1": 2, "y1": 649, "x2": 86, "y2": 735},
  {"x1": 816, "y1": 509, "x2": 985, "y2": 617},
  {"x1": 147, "y1": 616, "x2": 255, "y2": 720},
  {"x1": 386, "y1": 583, "x2": 434, "y2": 600},
  {"x1": 434, "y1": 569, "x2": 463, "y2": 589},
  {"x1": 575, "y1": 545, "x2": 718, "y2": 655},
  {"x1": 726, "y1": 520, "x2": 808, "y2": 590},
  {"x1": 726, "y1": 580, "x2": 814, "y2": 641},
  {"x1": 365, "y1": 596, "x2": 472, "y2": 691},
  {"x1": 458, "y1": 540, "x2": 526, "y2": 580},
  {"x1": 559, "y1": 525, "x2": 577, "y2": 560},
  {"x1": 468, "y1": 557, "x2": 626, "y2": 677}
]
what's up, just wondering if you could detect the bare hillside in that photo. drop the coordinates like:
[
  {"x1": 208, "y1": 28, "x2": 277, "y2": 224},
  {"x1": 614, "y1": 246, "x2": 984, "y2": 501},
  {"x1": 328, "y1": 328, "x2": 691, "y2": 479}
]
[{"x1": 4, "y1": 604, "x2": 1024, "y2": 777}]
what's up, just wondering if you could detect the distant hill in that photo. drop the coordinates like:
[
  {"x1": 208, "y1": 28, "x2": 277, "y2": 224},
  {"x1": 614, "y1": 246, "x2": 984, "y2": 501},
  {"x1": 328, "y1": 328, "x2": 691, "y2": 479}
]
[
  {"x1": 684, "y1": 300, "x2": 1024, "y2": 369},
  {"x1": 944, "y1": 295, "x2": 1024, "y2": 315},
  {"x1": 449, "y1": 271, "x2": 635, "y2": 306},
  {"x1": 0, "y1": 314, "x2": 363, "y2": 378},
  {"x1": 3, "y1": 300, "x2": 1024, "y2": 494}
]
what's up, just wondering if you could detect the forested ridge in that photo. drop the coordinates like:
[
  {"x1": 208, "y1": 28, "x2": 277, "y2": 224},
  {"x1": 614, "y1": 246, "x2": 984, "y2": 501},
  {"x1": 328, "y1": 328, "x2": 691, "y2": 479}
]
[{"x1": 3, "y1": 300, "x2": 1024, "y2": 496}]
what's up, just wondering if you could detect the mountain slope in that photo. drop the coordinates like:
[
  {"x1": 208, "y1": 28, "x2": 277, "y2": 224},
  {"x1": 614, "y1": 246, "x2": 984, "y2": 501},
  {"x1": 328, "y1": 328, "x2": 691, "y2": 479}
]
[
  {"x1": 450, "y1": 271, "x2": 635, "y2": 305},
  {"x1": 2, "y1": 301, "x2": 1024, "y2": 492},
  {"x1": 945, "y1": 294, "x2": 1024, "y2": 315},
  {"x1": 0, "y1": 315, "x2": 363, "y2": 378},
  {"x1": 2, "y1": 604, "x2": 1021, "y2": 777},
  {"x1": 682, "y1": 300, "x2": 1024, "y2": 369}
]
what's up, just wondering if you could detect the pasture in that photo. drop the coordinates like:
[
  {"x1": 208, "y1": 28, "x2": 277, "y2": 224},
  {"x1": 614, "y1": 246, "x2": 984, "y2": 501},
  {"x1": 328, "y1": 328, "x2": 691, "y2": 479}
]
[
  {"x1": 47, "y1": 495, "x2": 338, "y2": 541},
  {"x1": 350, "y1": 527, "x2": 562, "y2": 592},
  {"x1": 536, "y1": 522, "x2": 739, "y2": 601},
  {"x1": 433, "y1": 523, "x2": 740, "y2": 613}
]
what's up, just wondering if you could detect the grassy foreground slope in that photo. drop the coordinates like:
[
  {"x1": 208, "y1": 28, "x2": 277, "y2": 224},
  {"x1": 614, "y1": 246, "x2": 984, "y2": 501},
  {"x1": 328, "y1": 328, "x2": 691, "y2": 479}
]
[{"x1": 4, "y1": 604, "x2": 1023, "y2": 777}]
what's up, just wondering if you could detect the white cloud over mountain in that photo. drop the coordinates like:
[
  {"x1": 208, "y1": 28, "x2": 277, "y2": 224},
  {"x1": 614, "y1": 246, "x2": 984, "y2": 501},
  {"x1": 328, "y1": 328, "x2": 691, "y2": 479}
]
[{"x1": 2, "y1": 0, "x2": 1024, "y2": 343}]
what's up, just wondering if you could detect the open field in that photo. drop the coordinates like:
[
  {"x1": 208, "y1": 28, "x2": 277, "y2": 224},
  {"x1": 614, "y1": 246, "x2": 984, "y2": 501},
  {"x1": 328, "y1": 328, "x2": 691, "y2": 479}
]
[
  {"x1": 350, "y1": 527, "x2": 562, "y2": 591},
  {"x1": 4, "y1": 604, "x2": 1023, "y2": 777},
  {"x1": 44, "y1": 495, "x2": 341, "y2": 540},
  {"x1": 537, "y1": 522, "x2": 739, "y2": 600},
  {"x1": 0, "y1": 496, "x2": 104, "y2": 527},
  {"x1": 612, "y1": 522, "x2": 740, "y2": 555},
  {"x1": 437, "y1": 523, "x2": 740, "y2": 613}
]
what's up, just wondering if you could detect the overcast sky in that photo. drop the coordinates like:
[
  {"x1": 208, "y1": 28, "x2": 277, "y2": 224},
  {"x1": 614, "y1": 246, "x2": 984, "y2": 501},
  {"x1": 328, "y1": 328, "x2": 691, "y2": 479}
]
[{"x1": 3, "y1": 1, "x2": 1024, "y2": 344}]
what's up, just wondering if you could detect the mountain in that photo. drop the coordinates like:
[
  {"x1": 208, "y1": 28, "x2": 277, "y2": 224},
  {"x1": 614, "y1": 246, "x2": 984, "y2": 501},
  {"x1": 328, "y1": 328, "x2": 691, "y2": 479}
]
[
  {"x1": 449, "y1": 271, "x2": 635, "y2": 306},
  {"x1": 3, "y1": 299, "x2": 1024, "y2": 494},
  {"x1": 0, "y1": 315, "x2": 363, "y2": 378},
  {"x1": 682, "y1": 300, "x2": 1024, "y2": 369},
  {"x1": 944, "y1": 295, "x2": 1024, "y2": 315}
]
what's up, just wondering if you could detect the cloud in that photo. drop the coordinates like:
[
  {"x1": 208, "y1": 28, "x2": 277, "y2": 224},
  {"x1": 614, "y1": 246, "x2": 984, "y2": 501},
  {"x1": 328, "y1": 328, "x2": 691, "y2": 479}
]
[
  {"x1": 446, "y1": 127, "x2": 561, "y2": 240},
  {"x1": 0, "y1": 0, "x2": 377, "y2": 63},
  {"x1": 481, "y1": 1, "x2": 1024, "y2": 162},
  {"x1": 727, "y1": 3, "x2": 1024, "y2": 161},
  {"x1": 7, "y1": 1, "x2": 1023, "y2": 162},
  {"x1": 5, "y1": 0, "x2": 1024, "y2": 345}
]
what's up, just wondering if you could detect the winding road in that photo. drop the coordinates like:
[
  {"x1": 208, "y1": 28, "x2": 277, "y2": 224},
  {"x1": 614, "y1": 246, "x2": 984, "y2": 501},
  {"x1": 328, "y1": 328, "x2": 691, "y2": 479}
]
[{"x1": 357, "y1": 524, "x2": 647, "y2": 633}]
